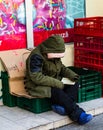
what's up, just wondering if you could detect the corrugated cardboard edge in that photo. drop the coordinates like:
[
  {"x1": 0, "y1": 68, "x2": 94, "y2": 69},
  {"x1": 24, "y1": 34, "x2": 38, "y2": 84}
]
[
  {"x1": 9, "y1": 78, "x2": 34, "y2": 99},
  {"x1": 0, "y1": 49, "x2": 38, "y2": 98},
  {"x1": 0, "y1": 58, "x2": 9, "y2": 75}
]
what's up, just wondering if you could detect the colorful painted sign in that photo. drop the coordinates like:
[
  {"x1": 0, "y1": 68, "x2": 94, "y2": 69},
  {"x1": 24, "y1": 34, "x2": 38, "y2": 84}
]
[
  {"x1": 0, "y1": 0, "x2": 25, "y2": 35},
  {"x1": 0, "y1": 0, "x2": 85, "y2": 50},
  {"x1": 0, "y1": 0, "x2": 85, "y2": 35}
]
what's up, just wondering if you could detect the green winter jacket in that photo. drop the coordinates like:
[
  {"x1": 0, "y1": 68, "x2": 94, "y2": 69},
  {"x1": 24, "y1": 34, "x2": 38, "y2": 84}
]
[{"x1": 25, "y1": 35, "x2": 79, "y2": 97}]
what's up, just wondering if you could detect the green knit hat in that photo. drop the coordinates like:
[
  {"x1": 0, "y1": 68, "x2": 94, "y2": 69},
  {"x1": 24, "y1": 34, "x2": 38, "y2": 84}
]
[{"x1": 40, "y1": 35, "x2": 65, "y2": 53}]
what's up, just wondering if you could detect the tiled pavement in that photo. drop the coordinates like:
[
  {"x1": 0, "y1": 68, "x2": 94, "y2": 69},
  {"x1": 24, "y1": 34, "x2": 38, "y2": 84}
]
[{"x1": 0, "y1": 98, "x2": 103, "y2": 130}]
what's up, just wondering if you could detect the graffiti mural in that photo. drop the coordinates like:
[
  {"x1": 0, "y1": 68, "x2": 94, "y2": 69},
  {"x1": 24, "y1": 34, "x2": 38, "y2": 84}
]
[
  {"x1": 0, "y1": 0, "x2": 25, "y2": 35},
  {"x1": 0, "y1": 0, "x2": 85, "y2": 35}
]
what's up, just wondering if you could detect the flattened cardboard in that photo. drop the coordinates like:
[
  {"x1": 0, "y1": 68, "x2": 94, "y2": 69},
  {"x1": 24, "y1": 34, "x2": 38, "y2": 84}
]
[
  {"x1": 9, "y1": 79, "x2": 33, "y2": 98},
  {"x1": 0, "y1": 49, "x2": 34, "y2": 98},
  {"x1": 0, "y1": 48, "x2": 46, "y2": 98},
  {"x1": 0, "y1": 49, "x2": 31, "y2": 79}
]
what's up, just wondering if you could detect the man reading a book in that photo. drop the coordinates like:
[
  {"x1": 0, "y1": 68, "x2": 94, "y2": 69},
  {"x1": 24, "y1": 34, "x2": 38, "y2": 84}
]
[{"x1": 25, "y1": 35, "x2": 93, "y2": 125}]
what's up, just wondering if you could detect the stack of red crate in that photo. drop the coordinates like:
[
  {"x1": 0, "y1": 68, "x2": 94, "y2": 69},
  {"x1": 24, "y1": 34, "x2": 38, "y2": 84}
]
[{"x1": 74, "y1": 17, "x2": 103, "y2": 94}]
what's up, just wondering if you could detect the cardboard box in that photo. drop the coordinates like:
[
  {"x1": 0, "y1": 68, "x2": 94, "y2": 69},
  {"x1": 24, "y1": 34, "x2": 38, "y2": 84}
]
[
  {"x1": 0, "y1": 49, "x2": 33, "y2": 98},
  {"x1": 0, "y1": 49, "x2": 52, "y2": 113}
]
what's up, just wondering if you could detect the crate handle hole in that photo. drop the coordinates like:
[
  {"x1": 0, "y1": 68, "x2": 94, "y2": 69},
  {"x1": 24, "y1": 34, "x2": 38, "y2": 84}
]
[{"x1": 86, "y1": 88, "x2": 94, "y2": 92}]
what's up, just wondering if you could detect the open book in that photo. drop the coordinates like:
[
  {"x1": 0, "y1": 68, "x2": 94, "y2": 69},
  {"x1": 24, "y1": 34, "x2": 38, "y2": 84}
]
[{"x1": 61, "y1": 78, "x2": 75, "y2": 85}]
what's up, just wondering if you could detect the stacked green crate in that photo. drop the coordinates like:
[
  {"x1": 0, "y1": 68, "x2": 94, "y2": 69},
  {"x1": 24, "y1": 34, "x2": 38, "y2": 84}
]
[
  {"x1": 0, "y1": 76, "x2": 3, "y2": 105},
  {"x1": 17, "y1": 97, "x2": 51, "y2": 114},
  {"x1": 1, "y1": 71, "x2": 52, "y2": 113},
  {"x1": 1, "y1": 72, "x2": 17, "y2": 107},
  {"x1": 69, "y1": 66, "x2": 102, "y2": 103}
]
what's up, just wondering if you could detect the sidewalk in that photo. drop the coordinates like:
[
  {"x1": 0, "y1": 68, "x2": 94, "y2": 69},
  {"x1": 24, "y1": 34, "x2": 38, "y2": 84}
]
[
  {"x1": 0, "y1": 98, "x2": 103, "y2": 130},
  {"x1": 56, "y1": 113, "x2": 103, "y2": 130}
]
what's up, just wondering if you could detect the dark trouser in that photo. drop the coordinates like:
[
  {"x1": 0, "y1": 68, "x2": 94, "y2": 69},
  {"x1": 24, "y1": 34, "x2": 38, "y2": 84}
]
[{"x1": 51, "y1": 82, "x2": 84, "y2": 121}]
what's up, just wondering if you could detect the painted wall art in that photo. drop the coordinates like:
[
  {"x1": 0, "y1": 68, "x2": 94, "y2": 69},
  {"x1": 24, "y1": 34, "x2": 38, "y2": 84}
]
[{"x1": 0, "y1": 0, "x2": 85, "y2": 50}]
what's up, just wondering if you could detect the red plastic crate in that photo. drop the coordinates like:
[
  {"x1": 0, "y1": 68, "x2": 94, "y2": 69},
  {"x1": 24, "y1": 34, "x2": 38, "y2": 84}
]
[
  {"x1": 74, "y1": 35, "x2": 103, "y2": 51},
  {"x1": 74, "y1": 48, "x2": 103, "y2": 67},
  {"x1": 74, "y1": 61, "x2": 103, "y2": 71},
  {"x1": 74, "y1": 17, "x2": 103, "y2": 37}
]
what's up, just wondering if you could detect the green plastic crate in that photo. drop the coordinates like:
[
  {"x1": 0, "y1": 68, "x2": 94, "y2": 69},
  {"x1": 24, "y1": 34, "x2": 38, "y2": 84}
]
[
  {"x1": 2, "y1": 92, "x2": 17, "y2": 107},
  {"x1": 69, "y1": 66, "x2": 102, "y2": 87},
  {"x1": 1, "y1": 71, "x2": 52, "y2": 112},
  {"x1": 78, "y1": 84, "x2": 102, "y2": 103},
  {"x1": 68, "y1": 66, "x2": 102, "y2": 102},
  {"x1": 17, "y1": 97, "x2": 52, "y2": 113},
  {"x1": 1, "y1": 71, "x2": 17, "y2": 107},
  {"x1": 0, "y1": 76, "x2": 3, "y2": 100},
  {"x1": 1, "y1": 72, "x2": 10, "y2": 92}
]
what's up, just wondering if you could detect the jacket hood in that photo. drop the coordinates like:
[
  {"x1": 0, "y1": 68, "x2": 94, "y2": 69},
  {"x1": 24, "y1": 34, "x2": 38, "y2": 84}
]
[{"x1": 39, "y1": 35, "x2": 65, "y2": 53}]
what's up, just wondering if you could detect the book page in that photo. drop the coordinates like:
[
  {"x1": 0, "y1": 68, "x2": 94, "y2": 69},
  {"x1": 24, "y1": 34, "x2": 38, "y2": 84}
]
[{"x1": 61, "y1": 78, "x2": 75, "y2": 85}]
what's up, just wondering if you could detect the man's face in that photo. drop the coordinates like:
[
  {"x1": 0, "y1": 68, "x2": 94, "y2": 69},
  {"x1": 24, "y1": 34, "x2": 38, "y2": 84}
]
[{"x1": 47, "y1": 52, "x2": 65, "y2": 59}]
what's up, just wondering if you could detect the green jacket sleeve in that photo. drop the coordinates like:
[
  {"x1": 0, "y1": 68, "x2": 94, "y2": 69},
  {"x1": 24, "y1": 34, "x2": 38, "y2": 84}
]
[
  {"x1": 60, "y1": 64, "x2": 79, "y2": 82},
  {"x1": 27, "y1": 53, "x2": 64, "y2": 89},
  {"x1": 30, "y1": 71, "x2": 64, "y2": 89}
]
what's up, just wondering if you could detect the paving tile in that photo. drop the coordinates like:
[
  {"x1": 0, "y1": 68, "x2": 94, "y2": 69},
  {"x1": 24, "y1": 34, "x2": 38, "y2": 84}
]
[
  {"x1": 0, "y1": 100, "x2": 3, "y2": 106},
  {"x1": 2, "y1": 107, "x2": 35, "y2": 121},
  {"x1": 30, "y1": 123, "x2": 53, "y2": 130},
  {"x1": 0, "y1": 106, "x2": 15, "y2": 115},
  {"x1": 15, "y1": 114, "x2": 53, "y2": 130},
  {"x1": 38, "y1": 111, "x2": 67, "y2": 121},
  {"x1": 87, "y1": 109, "x2": 95, "y2": 116},
  {"x1": 78, "y1": 98, "x2": 103, "y2": 111},
  {"x1": 0, "y1": 98, "x2": 103, "y2": 130},
  {"x1": 0, "y1": 116, "x2": 24, "y2": 130},
  {"x1": 38, "y1": 111, "x2": 73, "y2": 129},
  {"x1": 64, "y1": 117, "x2": 73, "y2": 126},
  {"x1": 53, "y1": 117, "x2": 73, "y2": 129},
  {"x1": 95, "y1": 107, "x2": 103, "y2": 115}
]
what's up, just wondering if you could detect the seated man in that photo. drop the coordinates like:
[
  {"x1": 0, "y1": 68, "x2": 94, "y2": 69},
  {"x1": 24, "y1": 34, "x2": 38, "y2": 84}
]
[{"x1": 25, "y1": 35, "x2": 93, "y2": 125}]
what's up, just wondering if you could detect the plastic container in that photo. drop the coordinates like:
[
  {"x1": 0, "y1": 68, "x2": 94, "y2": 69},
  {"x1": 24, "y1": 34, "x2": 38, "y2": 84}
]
[
  {"x1": 1, "y1": 72, "x2": 10, "y2": 92},
  {"x1": 2, "y1": 92, "x2": 17, "y2": 107},
  {"x1": 17, "y1": 97, "x2": 52, "y2": 113},
  {"x1": 74, "y1": 17, "x2": 103, "y2": 37},
  {"x1": 74, "y1": 48, "x2": 103, "y2": 67},
  {"x1": 1, "y1": 71, "x2": 52, "y2": 112},
  {"x1": 69, "y1": 66, "x2": 102, "y2": 102},
  {"x1": 74, "y1": 35, "x2": 103, "y2": 51},
  {"x1": 1, "y1": 72, "x2": 17, "y2": 107},
  {"x1": 78, "y1": 84, "x2": 102, "y2": 103}
]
